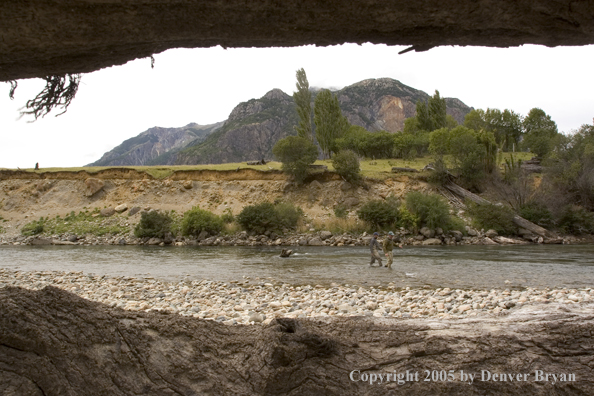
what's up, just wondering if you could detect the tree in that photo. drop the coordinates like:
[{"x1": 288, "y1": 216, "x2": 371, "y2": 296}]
[
  {"x1": 331, "y1": 150, "x2": 361, "y2": 182},
  {"x1": 464, "y1": 108, "x2": 523, "y2": 151},
  {"x1": 314, "y1": 89, "x2": 349, "y2": 158},
  {"x1": 272, "y1": 136, "x2": 318, "y2": 183},
  {"x1": 415, "y1": 90, "x2": 447, "y2": 133},
  {"x1": 292, "y1": 68, "x2": 313, "y2": 142},
  {"x1": 521, "y1": 108, "x2": 559, "y2": 158}
]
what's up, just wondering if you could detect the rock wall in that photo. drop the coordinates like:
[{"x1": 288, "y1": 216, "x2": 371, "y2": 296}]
[{"x1": 1, "y1": 286, "x2": 593, "y2": 395}]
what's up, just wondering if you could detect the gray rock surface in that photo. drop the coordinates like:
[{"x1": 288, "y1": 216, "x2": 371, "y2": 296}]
[{"x1": 2, "y1": 286, "x2": 594, "y2": 395}]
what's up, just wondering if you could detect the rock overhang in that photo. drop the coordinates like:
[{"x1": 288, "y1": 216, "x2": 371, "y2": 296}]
[{"x1": 1, "y1": 0, "x2": 594, "y2": 81}]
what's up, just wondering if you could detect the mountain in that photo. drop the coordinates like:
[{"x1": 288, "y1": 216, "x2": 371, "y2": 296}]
[
  {"x1": 87, "y1": 122, "x2": 223, "y2": 167},
  {"x1": 88, "y1": 78, "x2": 473, "y2": 166}
]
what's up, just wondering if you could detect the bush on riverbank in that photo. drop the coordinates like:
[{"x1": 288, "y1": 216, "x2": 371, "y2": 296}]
[
  {"x1": 134, "y1": 211, "x2": 173, "y2": 238},
  {"x1": 237, "y1": 202, "x2": 303, "y2": 234},
  {"x1": 21, "y1": 219, "x2": 45, "y2": 236},
  {"x1": 405, "y1": 191, "x2": 453, "y2": 230},
  {"x1": 356, "y1": 199, "x2": 400, "y2": 228},
  {"x1": 181, "y1": 207, "x2": 223, "y2": 237},
  {"x1": 467, "y1": 202, "x2": 517, "y2": 235},
  {"x1": 557, "y1": 205, "x2": 594, "y2": 234}
]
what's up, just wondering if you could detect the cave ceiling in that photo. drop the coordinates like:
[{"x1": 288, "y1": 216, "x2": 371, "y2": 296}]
[{"x1": 1, "y1": 0, "x2": 593, "y2": 82}]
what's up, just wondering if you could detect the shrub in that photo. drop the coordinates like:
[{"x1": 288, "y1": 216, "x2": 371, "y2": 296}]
[
  {"x1": 334, "y1": 205, "x2": 348, "y2": 219},
  {"x1": 237, "y1": 202, "x2": 303, "y2": 233},
  {"x1": 405, "y1": 191, "x2": 452, "y2": 230},
  {"x1": 519, "y1": 202, "x2": 554, "y2": 228},
  {"x1": 21, "y1": 219, "x2": 45, "y2": 236},
  {"x1": 467, "y1": 202, "x2": 517, "y2": 235},
  {"x1": 397, "y1": 205, "x2": 419, "y2": 231},
  {"x1": 332, "y1": 150, "x2": 361, "y2": 182},
  {"x1": 273, "y1": 136, "x2": 319, "y2": 183},
  {"x1": 134, "y1": 211, "x2": 172, "y2": 238},
  {"x1": 221, "y1": 208, "x2": 235, "y2": 224},
  {"x1": 357, "y1": 199, "x2": 399, "y2": 228},
  {"x1": 557, "y1": 205, "x2": 594, "y2": 234},
  {"x1": 274, "y1": 202, "x2": 303, "y2": 229},
  {"x1": 181, "y1": 206, "x2": 223, "y2": 237}
]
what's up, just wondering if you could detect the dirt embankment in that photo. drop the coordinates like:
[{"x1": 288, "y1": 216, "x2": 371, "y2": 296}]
[{"x1": 0, "y1": 169, "x2": 426, "y2": 234}]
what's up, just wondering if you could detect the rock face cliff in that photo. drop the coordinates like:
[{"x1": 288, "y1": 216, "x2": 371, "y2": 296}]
[
  {"x1": 87, "y1": 122, "x2": 223, "y2": 166},
  {"x1": 144, "y1": 78, "x2": 472, "y2": 165}
]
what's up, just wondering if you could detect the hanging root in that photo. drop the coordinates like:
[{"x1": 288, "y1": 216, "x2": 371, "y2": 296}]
[
  {"x1": 20, "y1": 74, "x2": 82, "y2": 120},
  {"x1": 8, "y1": 80, "x2": 17, "y2": 100}
]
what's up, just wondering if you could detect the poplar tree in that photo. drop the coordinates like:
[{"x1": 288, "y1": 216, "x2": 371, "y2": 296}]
[
  {"x1": 314, "y1": 89, "x2": 349, "y2": 158},
  {"x1": 293, "y1": 68, "x2": 313, "y2": 141}
]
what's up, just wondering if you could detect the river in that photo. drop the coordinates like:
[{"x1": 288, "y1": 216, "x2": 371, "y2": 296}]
[{"x1": 1, "y1": 244, "x2": 594, "y2": 290}]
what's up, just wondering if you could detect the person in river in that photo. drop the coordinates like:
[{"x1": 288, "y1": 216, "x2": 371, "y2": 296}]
[
  {"x1": 382, "y1": 231, "x2": 403, "y2": 269},
  {"x1": 369, "y1": 232, "x2": 383, "y2": 267}
]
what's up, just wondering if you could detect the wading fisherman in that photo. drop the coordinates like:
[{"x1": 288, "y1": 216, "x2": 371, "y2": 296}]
[
  {"x1": 369, "y1": 232, "x2": 383, "y2": 267},
  {"x1": 382, "y1": 231, "x2": 402, "y2": 269}
]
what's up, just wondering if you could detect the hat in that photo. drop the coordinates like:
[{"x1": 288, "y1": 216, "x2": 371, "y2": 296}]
[
  {"x1": 388, "y1": 231, "x2": 394, "y2": 236},
  {"x1": 373, "y1": 232, "x2": 379, "y2": 236}
]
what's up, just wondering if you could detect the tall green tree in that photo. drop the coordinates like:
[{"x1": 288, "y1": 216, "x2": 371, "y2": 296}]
[
  {"x1": 521, "y1": 108, "x2": 559, "y2": 158},
  {"x1": 415, "y1": 90, "x2": 447, "y2": 132},
  {"x1": 314, "y1": 89, "x2": 349, "y2": 158},
  {"x1": 292, "y1": 68, "x2": 313, "y2": 142}
]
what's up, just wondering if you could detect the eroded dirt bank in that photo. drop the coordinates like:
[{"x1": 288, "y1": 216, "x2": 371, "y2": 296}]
[
  {"x1": 1, "y1": 286, "x2": 593, "y2": 395},
  {"x1": 0, "y1": 169, "x2": 423, "y2": 234}
]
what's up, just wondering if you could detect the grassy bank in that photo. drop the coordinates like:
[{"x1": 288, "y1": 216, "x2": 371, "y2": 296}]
[{"x1": 2, "y1": 152, "x2": 534, "y2": 180}]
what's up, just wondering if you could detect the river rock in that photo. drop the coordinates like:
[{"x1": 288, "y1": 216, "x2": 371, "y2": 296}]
[
  {"x1": 485, "y1": 229, "x2": 499, "y2": 238},
  {"x1": 466, "y1": 226, "x2": 479, "y2": 236},
  {"x1": 482, "y1": 237, "x2": 498, "y2": 245},
  {"x1": 319, "y1": 231, "x2": 333, "y2": 240},
  {"x1": 420, "y1": 227, "x2": 435, "y2": 238},
  {"x1": 307, "y1": 237, "x2": 324, "y2": 246},
  {"x1": 147, "y1": 238, "x2": 162, "y2": 245},
  {"x1": 450, "y1": 230, "x2": 463, "y2": 242},
  {"x1": 422, "y1": 238, "x2": 442, "y2": 245}
]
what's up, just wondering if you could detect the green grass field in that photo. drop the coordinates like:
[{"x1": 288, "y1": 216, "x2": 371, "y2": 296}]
[{"x1": 2, "y1": 152, "x2": 535, "y2": 180}]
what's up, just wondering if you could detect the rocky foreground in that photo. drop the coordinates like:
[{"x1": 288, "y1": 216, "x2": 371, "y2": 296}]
[
  {"x1": 1, "y1": 269, "x2": 592, "y2": 326},
  {"x1": 2, "y1": 283, "x2": 593, "y2": 395}
]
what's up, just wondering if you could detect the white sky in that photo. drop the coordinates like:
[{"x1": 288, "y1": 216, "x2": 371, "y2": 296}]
[{"x1": 1, "y1": 43, "x2": 592, "y2": 169}]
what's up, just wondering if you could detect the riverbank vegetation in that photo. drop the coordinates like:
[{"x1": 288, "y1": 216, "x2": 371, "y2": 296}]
[{"x1": 21, "y1": 209, "x2": 130, "y2": 237}]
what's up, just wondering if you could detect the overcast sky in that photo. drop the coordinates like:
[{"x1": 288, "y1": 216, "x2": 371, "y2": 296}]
[{"x1": 1, "y1": 43, "x2": 592, "y2": 169}]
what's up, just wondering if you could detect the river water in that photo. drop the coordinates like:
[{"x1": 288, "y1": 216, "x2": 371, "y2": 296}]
[{"x1": 1, "y1": 244, "x2": 594, "y2": 290}]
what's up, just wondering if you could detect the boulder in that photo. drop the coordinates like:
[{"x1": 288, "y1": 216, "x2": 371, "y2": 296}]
[
  {"x1": 422, "y1": 238, "x2": 442, "y2": 246},
  {"x1": 183, "y1": 180, "x2": 193, "y2": 189},
  {"x1": 100, "y1": 208, "x2": 115, "y2": 217},
  {"x1": 114, "y1": 204, "x2": 128, "y2": 213},
  {"x1": 450, "y1": 230, "x2": 463, "y2": 242},
  {"x1": 420, "y1": 227, "x2": 435, "y2": 238},
  {"x1": 319, "y1": 231, "x2": 333, "y2": 240},
  {"x1": 147, "y1": 238, "x2": 162, "y2": 245},
  {"x1": 128, "y1": 207, "x2": 141, "y2": 216},
  {"x1": 465, "y1": 226, "x2": 478, "y2": 236},
  {"x1": 197, "y1": 230, "x2": 209, "y2": 241},
  {"x1": 482, "y1": 237, "x2": 498, "y2": 245},
  {"x1": 84, "y1": 178, "x2": 104, "y2": 197},
  {"x1": 485, "y1": 229, "x2": 499, "y2": 238},
  {"x1": 307, "y1": 237, "x2": 324, "y2": 246}
]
